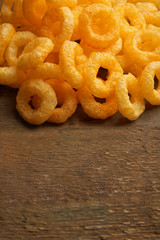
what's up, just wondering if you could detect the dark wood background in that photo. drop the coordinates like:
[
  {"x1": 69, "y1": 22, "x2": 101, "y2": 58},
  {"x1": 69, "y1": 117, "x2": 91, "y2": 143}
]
[{"x1": 0, "y1": 85, "x2": 160, "y2": 239}]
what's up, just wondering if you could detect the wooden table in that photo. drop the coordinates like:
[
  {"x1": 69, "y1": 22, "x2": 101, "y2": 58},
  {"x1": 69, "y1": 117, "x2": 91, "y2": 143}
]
[{"x1": 0, "y1": 86, "x2": 160, "y2": 239}]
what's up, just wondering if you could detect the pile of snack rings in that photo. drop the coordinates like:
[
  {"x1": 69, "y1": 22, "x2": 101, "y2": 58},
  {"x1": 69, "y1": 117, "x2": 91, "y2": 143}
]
[{"x1": 0, "y1": 0, "x2": 160, "y2": 125}]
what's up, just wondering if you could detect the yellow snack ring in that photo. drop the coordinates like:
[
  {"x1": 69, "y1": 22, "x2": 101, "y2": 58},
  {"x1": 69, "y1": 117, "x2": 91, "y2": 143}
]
[
  {"x1": 59, "y1": 40, "x2": 87, "y2": 89},
  {"x1": 136, "y1": 2, "x2": 160, "y2": 27},
  {"x1": 140, "y1": 61, "x2": 160, "y2": 105},
  {"x1": 80, "y1": 38, "x2": 122, "y2": 57},
  {"x1": 84, "y1": 52, "x2": 123, "y2": 98},
  {"x1": 78, "y1": 85, "x2": 118, "y2": 119},
  {"x1": 124, "y1": 29, "x2": 160, "y2": 67},
  {"x1": 116, "y1": 54, "x2": 143, "y2": 77},
  {"x1": 127, "y1": 0, "x2": 160, "y2": 10},
  {"x1": 90, "y1": 0, "x2": 112, "y2": 6},
  {"x1": 1, "y1": 0, "x2": 30, "y2": 27},
  {"x1": 0, "y1": 23, "x2": 15, "y2": 65},
  {"x1": 23, "y1": 0, "x2": 48, "y2": 28},
  {"x1": 46, "y1": 0, "x2": 77, "y2": 8},
  {"x1": 27, "y1": 62, "x2": 61, "y2": 80},
  {"x1": 0, "y1": 66, "x2": 26, "y2": 88},
  {"x1": 41, "y1": 7, "x2": 74, "y2": 52},
  {"x1": 1, "y1": 0, "x2": 14, "y2": 23},
  {"x1": 71, "y1": 4, "x2": 86, "y2": 41},
  {"x1": 116, "y1": 73, "x2": 145, "y2": 121},
  {"x1": 79, "y1": 3, "x2": 120, "y2": 49},
  {"x1": 114, "y1": 3, "x2": 146, "y2": 39},
  {"x1": 5, "y1": 31, "x2": 37, "y2": 67},
  {"x1": 17, "y1": 37, "x2": 54, "y2": 71},
  {"x1": 16, "y1": 79, "x2": 57, "y2": 125},
  {"x1": 47, "y1": 79, "x2": 78, "y2": 124}
]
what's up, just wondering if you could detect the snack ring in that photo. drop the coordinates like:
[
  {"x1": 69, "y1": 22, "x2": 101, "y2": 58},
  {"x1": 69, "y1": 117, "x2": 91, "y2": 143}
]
[
  {"x1": 78, "y1": 85, "x2": 118, "y2": 119},
  {"x1": 140, "y1": 61, "x2": 160, "y2": 105},
  {"x1": 16, "y1": 79, "x2": 57, "y2": 125},
  {"x1": 5, "y1": 31, "x2": 37, "y2": 67},
  {"x1": 124, "y1": 29, "x2": 160, "y2": 67},
  {"x1": 116, "y1": 73, "x2": 145, "y2": 120},
  {"x1": 47, "y1": 79, "x2": 78, "y2": 123},
  {"x1": 0, "y1": 66, "x2": 26, "y2": 88},
  {"x1": 136, "y1": 2, "x2": 160, "y2": 27},
  {"x1": 41, "y1": 7, "x2": 74, "y2": 52},
  {"x1": 17, "y1": 37, "x2": 54, "y2": 70},
  {"x1": 27, "y1": 62, "x2": 61, "y2": 80},
  {"x1": 46, "y1": 0, "x2": 77, "y2": 8},
  {"x1": 84, "y1": 52, "x2": 123, "y2": 98},
  {"x1": 114, "y1": 3, "x2": 146, "y2": 38},
  {"x1": 23, "y1": 0, "x2": 48, "y2": 28},
  {"x1": 80, "y1": 37, "x2": 122, "y2": 57},
  {"x1": 59, "y1": 40, "x2": 87, "y2": 89},
  {"x1": 79, "y1": 3, "x2": 120, "y2": 49},
  {"x1": 0, "y1": 23, "x2": 15, "y2": 65}
]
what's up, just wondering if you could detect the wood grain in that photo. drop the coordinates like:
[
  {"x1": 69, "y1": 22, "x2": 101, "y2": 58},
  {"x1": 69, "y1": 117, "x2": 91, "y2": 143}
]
[{"x1": 0, "y1": 86, "x2": 160, "y2": 239}]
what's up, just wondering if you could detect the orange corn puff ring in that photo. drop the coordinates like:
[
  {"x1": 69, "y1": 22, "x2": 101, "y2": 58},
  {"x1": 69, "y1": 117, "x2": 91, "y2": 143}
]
[
  {"x1": 84, "y1": 52, "x2": 123, "y2": 98},
  {"x1": 116, "y1": 73, "x2": 145, "y2": 120},
  {"x1": 79, "y1": 3, "x2": 120, "y2": 49},
  {"x1": 16, "y1": 79, "x2": 57, "y2": 125},
  {"x1": 41, "y1": 7, "x2": 74, "y2": 52},
  {"x1": 17, "y1": 37, "x2": 54, "y2": 71},
  {"x1": 5, "y1": 31, "x2": 37, "y2": 67},
  {"x1": 23, "y1": 0, "x2": 48, "y2": 28},
  {"x1": 0, "y1": 23, "x2": 15, "y2": 65},
  {"x1": 27, "y1": 62, "x2": 61, "y2": 80},
  {"x1": 0, "y1": 66, "x2": 26, "y2": 88},
  {"x1": 59, "y1": 40, "x2": 87, "y2": 89},
  {"x1": 46, "y1": 0, "x2": 77, "y2": 8},
  {"x1": 78, "y1": 85, "x2": 118, "y2": 119},
  {"x1": 47, "y1": 79, "x2": 78, "y2": 124},
  {"x1": 140, "y1": 61, "x2": 160, "y2": 105},
  {"x1": 124, "y1": 29, "x2": 160, "y2": 67}
]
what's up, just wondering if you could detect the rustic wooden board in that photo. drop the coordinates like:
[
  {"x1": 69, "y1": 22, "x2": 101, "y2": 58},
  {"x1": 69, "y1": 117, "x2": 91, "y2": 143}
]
[{"x1": 0, "y1": 86, "x2": 160, "y2": 239}]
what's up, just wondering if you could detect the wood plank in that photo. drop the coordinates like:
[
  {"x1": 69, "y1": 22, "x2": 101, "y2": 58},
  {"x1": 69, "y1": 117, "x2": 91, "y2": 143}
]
[{"x1": 0, "y1": 86, "x2": 160, "y2": 239}]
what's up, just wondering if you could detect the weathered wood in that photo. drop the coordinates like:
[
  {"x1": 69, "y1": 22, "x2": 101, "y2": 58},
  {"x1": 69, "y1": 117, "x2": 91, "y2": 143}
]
[{"x1": 0, "y1": 86, "x2": 160, "y2": 239}]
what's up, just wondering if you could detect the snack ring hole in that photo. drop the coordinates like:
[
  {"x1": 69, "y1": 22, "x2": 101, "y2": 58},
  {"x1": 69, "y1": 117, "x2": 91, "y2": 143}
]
[
  {"x1": 154, "y1": 75, "x2": 159, "y2": 90},
  {"x1": 94, "y1": 96, "x2": 106, "y2": 104},
  {"x1": 29, "y1": 95, "x2": 41, "y2": 110},
  {"x1": 97, "y1": 67, "x2": 109, "y2": 81}
]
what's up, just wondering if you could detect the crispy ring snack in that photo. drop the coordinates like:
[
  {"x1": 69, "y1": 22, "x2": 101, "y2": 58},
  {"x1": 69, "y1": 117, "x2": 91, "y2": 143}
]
[
  {"x1": 127, "y1": 0, "x2": 160, "y2": 10},
  {"x1": 23, "y1": 0, "x2": 48, "y2": 28},
  {"x1": 1, "y1": 0, "x2": 30, "y2": 27},
  {"x1": 115, "y1": 3, "x2": 146, "y2": 38},
  {"x1": 5, "y1": 31, "x2": 37, "y2": 67},
  {"x1": 47, "y1": 79, "x2": 78, "y2": 123},
  {"x1": 116, "y1": 73, "x2": 145, "y2": 120},
  {"x1": 116, "y1": 54, "x2": 143, "y2": 77},
  {"x1": 140, "y1": 61, "x2": 160, "y2": 105},
  {"x1": 16, "y1": 79, "x2": 57, "y2": 125},
  {"x1": 84, "y1": 52, "x2": 123, "y2": 98},
  {"x1": 17, "y1": 37, "x2": 54, "y2": 70},
  {"x1": 136, "y1": 2, "x2": 160, "y2": 27},
  {"x1": 59, "y1": 40, "x2": 87, "y2": 89},
  {"x1": 0, "y1": 23, "x2": 15, "y2": 65},
  {"x1": 1, "y1": 0, "x2": 14, "y2": 23},
  {"x1": 27, "y1": 62, "x2": 61, "y2": 80},
  {"x1": 78, "y1": 85, "x2": 118, "y2": 119},
  {"x1": 79, "y1": 3, "x2": 120, "y2": 49},
  {"x1": 41, "y1": 7, "x2": 74, "y2": 52},
  {"x1": 0, "y1": 66, "x2": 26, "y2": 88},
  {"x1": 124, "y1": 29, "x2": 160, "y2": 67},
  {"x1": 46, "y1": 0, "x2": 77, "y2": 8},
  {"x1": 80, "y1": 37, "x2": 122, "y2": 57}
]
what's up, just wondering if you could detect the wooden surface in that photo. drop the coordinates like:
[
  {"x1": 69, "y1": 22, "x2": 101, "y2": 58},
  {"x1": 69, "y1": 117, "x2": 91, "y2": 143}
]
[{"x1": 0, "y1": 85, "x2": 160, "y2": 240}]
